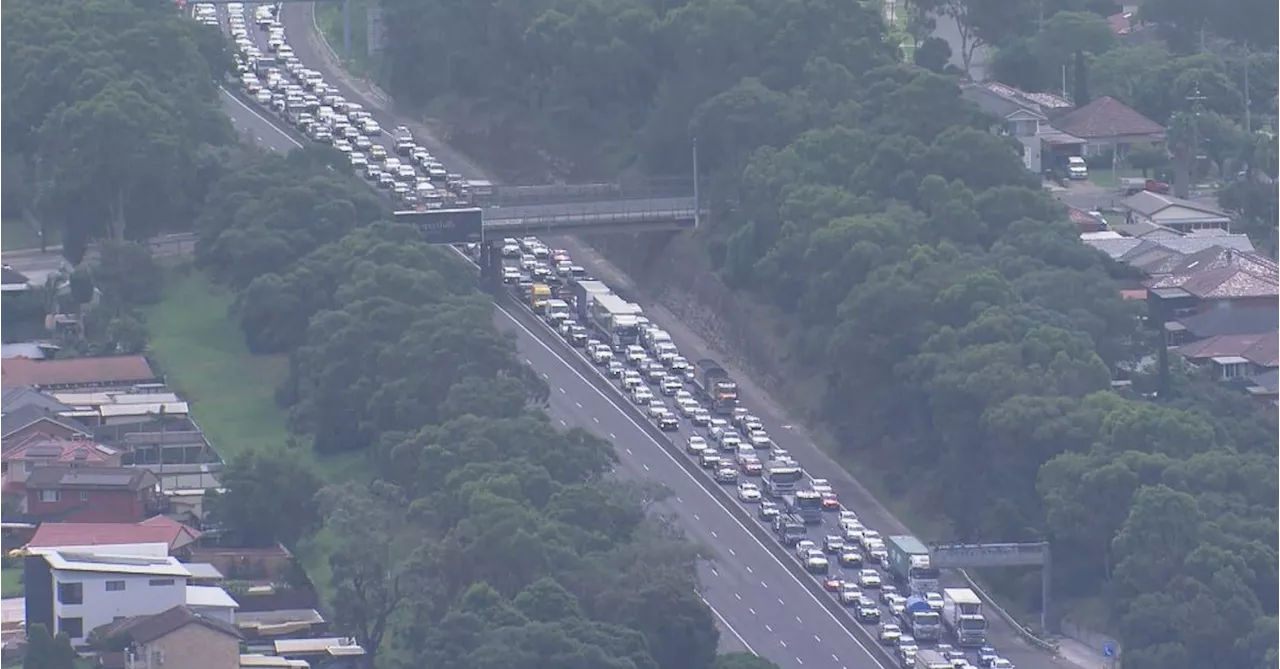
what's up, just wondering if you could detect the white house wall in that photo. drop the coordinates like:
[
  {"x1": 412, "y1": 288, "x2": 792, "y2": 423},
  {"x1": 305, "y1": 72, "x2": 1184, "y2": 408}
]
[{"x1": 53, "y1": 570, "x2": 186, "y2": 641}]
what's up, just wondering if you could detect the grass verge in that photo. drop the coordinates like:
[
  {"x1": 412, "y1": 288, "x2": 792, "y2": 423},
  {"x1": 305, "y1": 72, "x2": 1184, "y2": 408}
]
[
  {"x1": 2, "y1": 219, "x2": 60, "y2": 252},
  {"x1": 144, "y1": 268, "x2": 370, "y2": 597},
  {"x1": 1089, "y1": 167, "x2": 1142, "y2": 189},
  {"x1": 1, "y1": 567, "x2": 21, "y2": 598}
]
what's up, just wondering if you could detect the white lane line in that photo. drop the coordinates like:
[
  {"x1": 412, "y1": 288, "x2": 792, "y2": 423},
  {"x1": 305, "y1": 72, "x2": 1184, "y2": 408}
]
[
  {"x1": 701, "y1": 597, "x2": 757, "y2": 655},
  {"x1": 485, "y1": 299, "x2": 888, "y2": 668},
  {"x1": 558, "y1": 387, "x2": 566, "y2": 394},
  {"x1": 728, "y1": 548, "x2": 736, "y2": 556},
  {"x1": 815, "y1": 635, "x2": 822, "y2": 643},
  {"x1": 750, "y1": 608, "x2": 757, "y2": 616},
  {"x1": 575, "y1": 401, "x2": 583, "y2": 408},
  {"x1": 593, "y1": 417, "x2": 600, "y2": 423},
  {"x1": 780, "y1": 640, "x2": 787, "y2": 648},
  {"x1": 625, "y1": 448, "x2": 633, "y2": 455},
  {"x1": 735, "y1": 593, "x2": 742, "y2": 600},
  {"x1": 559, "y1": 420, "x2": 566, "y2": 426},
  {"x1": 643, "y1": 464, "x2": 650, "y2": 471},
  {"x1": 222, "y1": 75, "x2": 819, "y2": 665},
  {"x1": 746, "y1": 566, "x2": 753, "y2": 573}
]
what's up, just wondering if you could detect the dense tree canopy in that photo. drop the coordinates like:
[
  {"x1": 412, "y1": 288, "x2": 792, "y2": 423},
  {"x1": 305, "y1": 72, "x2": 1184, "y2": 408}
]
[
  {"x1": 363, "y1": 1, "x2": 1278, "y2": 666},
  {"x1": 2, "y1": 0, "x2": 234, "y2": 256},
  {"x1": 195, "y1": 153, "x2": 725, "y2": 669}
]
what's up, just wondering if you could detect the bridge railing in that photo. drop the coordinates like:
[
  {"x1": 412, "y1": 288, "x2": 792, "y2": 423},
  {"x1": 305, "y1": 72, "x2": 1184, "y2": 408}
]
[
  {"x1": 482, "y1": 207, "x2": 699, "y2": 236},
  {"x1": 483, "y1": 177, "x2": 693, "y2": 207}
]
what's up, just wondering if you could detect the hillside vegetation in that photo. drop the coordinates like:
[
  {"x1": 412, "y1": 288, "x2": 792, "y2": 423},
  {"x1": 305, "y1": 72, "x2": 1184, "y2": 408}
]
[
  {"x1": 193, "y1": 148, "x2": 735, "y2": 669},
  {"x1": 371, "y1": 0, "x2": 1279, "y2": 667}
]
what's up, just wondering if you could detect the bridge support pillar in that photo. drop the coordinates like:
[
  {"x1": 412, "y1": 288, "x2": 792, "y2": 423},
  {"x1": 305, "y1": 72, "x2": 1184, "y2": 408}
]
[{"x1": 478, "y1": 240, "x2": 503, "y2": 293}]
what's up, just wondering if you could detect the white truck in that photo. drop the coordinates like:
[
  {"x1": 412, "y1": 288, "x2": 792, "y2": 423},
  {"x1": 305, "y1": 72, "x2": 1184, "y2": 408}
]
[
  {"x1": 913, "y1": 649, "x2": 952, "y2": 669},
  {"x1": 942, "y1": 587, "x2": 988, "y2": 647}
]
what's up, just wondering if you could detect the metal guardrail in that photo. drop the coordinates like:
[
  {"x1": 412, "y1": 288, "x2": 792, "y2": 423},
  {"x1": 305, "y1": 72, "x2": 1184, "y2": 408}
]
[
  {"x1": 958, "y1": 568, "x2": 1060, "y2": 654},
  {"x1": 484, "y1": 180, "x2": 694, "y2": 207}
]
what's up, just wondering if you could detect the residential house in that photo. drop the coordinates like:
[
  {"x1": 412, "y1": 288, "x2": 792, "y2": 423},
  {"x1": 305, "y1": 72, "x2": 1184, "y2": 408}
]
[
  {"x1": 0, "y1": 356, "x2": 159, "y2": 391},
  {"x1": 1, "y1": 266, "x2": 31, "y2": 293},
  {"x1": 2, "y1": 407, "x2": 92, "y2": 449},
  {"x1": 91, "y1": 605, "x2": 242, "y2": 669},
  {"x1": 235, "y1": 608, "x2": 327, "y2": 642},
  {"x1": 1, "y1": 437, "x2": 122, "y2": 508},
  {"x1": 51, "y1": 390, "x2": 190, "y2": 428},
  {"x1": 24, "y1": 466, "x2": 162, "y2": 523},
  {"x1": 961, "y1": 82, "x2": 1080, "y2": 173},
  {"x1": 1, "y1": 343, "x2": 57, "y2": 360},
  {"x1": 1083, "y1": 229, "x2": 1256, "y2": 264},
  {"x1": 27, "y1": 517, "x2": 203, "y2": 556},
  {"x1": 1144, "y1": 248, "x2": 1279, "y2": 313},
  {"x1": 1175, "y1": 332, "x2": 1279, "y2": 382},
  {"x1": 1164, "y1": 307, "x2": 1279, "y2": 347},
  {"x1": 1052, "y1": 96, "x2": 1166, "y2": 159},
  {"x1": 272, "y1": 637, "x2": 367, "y2": 669},
  {"x1": 1120, "y1": 190, "x2": 1233, "y2": 233},
  {"x1": 185, "y1": 585, "x2": 240, "y2": 623},
  {"x1": 23, "y1": 549, "x2": 192, "y2": 643},
  {"x1": 3, "y1": 386, "x2": 74, "y2": 415},
  {"x1": 239, "y1": 655, "x2": 311, "y2": 668}
]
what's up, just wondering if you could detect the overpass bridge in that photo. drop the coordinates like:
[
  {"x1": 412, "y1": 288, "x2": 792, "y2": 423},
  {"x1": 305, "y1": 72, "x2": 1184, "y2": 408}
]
[{"x1": 401, "y1": 179, "x2": 705, "y2": 290}]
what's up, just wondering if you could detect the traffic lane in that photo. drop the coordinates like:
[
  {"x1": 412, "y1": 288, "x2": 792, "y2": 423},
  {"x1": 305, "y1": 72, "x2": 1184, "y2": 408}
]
[
  {"x1": 642, "y1": 314, "x2": 1044, "y2": 664},
  {"x1": 497, "y1": 310, "x2": 888, "y2": 669},
  {"x1": 221, "y1": 89, "x2": 301, "y2": 153},
  {"x1": 527, "y1": 343, "x2": 818, "y2": 669},
  {"x1": 534, "y1": 381, "x2": 766, "y2": 660}
]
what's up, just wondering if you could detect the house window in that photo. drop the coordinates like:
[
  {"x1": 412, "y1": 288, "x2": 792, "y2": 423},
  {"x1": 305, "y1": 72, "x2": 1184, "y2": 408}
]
[
  {"x1": 56, "y1": 582, "x2": 83, "y2": 605},
  {"x1": 57, "y1": 617, "x2": 83, "y2": 639},
  {"x1": 149, "y1": 578, "x2": 175, "y2": 587},
  {"x1": 39, "y1": 490, "x2": 59, "y2": 503},
  {"x1": 105, "y1": 580, "x2": 126, "y2": 592},
  {"x1": 24, "y1": 462, "x2": 34, "y2": 474},
  {"x1": 79, "y1": 491, "x2": 89, "y2": 502}
]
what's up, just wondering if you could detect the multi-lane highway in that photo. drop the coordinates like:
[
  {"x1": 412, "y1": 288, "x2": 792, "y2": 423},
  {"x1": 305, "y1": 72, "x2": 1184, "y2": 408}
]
[
  {"x1": 218, "y1": 48, "x2": 888, "y2": 669},
  {"x1": 216, "y1": 5, "x2": 1071, "y2": 669}
]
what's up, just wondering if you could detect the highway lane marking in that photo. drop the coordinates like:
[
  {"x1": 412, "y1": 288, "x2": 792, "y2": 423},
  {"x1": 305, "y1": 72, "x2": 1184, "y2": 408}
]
[
  {"x1": 676, "y1": 497, "x2": 683, "y2": 503},
  {"x1": 559, "y1": 420, "x2": 567, "y2": 426},
  {"x1": 794, "y1": 615, "x2": 801, "y2": 622},
  {"x1": 795, "y1": 658, "x2": 803, "y2": 665},
  {"x1": 701, "y1": 597, "x2": 758, "y2": 655},
  {"x1": 643, "y1": 464, "x2": 650, "y2": 471},
  {"x1": 710, "y1": 530, "x2": 717, "y2": 538},
  {"x1": 764, "y1": 624, "x2": 771, "y2": 631},
  {"x1": 227, "y1": 70, "x2": 863, "y2": 665},
  {"x1": 751, "y1": 609, "x2": 757, "y2": 616},
  {"x1": 575, "y1": 401, "x2": 583, "y2": 408},
  {"x1": 735, "y1": 593, "x2": 742, "y2": 600},
  {"x1": 710, "y1": 568, "x2": 718, "y2": 576},
  {"x1": 761, "y1": 581, "x2": 768, "y2": 588},
  {"x1": 626, "y1": 448, "x2": 633, "y2": 455},
  {"x1": 815, "y1": 635, "x2": 822, "y2": 643},
  {"x1": 746, "y1": 566, "x2": 753, "y2": 573},
  {"x1": 779, "y1": 641, "x2": 787, "y2": 648},
  {"x1": 559, "y1": 387, "x2": 566, "y2": 394},
  {"x1": 485, "y1": 309, "x2": 889, "y2": 668},
  {"x1": 728, "y1": 548, "x2": 735, "y2": 556},
  {"x1": 593, "y1": 417, "x2": 600, "y2": 423}
]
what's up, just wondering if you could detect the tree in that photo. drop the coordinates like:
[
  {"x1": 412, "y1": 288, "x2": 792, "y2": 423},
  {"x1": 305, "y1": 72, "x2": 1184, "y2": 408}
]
[
  {"x1": 317, "y1": 481, "x2": 427, "y2": 669},
  {"x1": 22, "y1": 624, "x2": 77, "y2": 669},
  {"x1": 914, "y1": 37, "x2": 953, "y2": 73},
  {"x1": 1126, "y1": 144, "x2": 1170, "y2": 176},
  {"x1": 205, "y1": 449, "x2": 323, "y2": 548},
  {"x1": 91, "y1": 240, "x2": 163, "y2": 308}
]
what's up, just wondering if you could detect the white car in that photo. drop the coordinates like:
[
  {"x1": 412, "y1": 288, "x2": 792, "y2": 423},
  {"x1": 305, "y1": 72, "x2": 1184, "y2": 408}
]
[
  {"x1": 686, "y1": 436, "x2": 708, "y2": 454},
  {"x1": 810, "y1": 478, "x2": 833, "y2": 494},
  {"x1": 737, "y1": 482, "x2": 762, "y2": 502},
  {"x1": 858, "y1": 569, "x2": 882, "y2": 588},
  {"x1": 925, "y1": 592, "x2": 945, "y2": 612},
  {"x1": 631, "y1": 387, "x2": 653, "y2": 405},
  {"x1": 860, "y1": 530, "x2": 882, "y2": 551},
  {"x1": 621, "y1": 371, "x2": 643, "y2": 390},
  {"x1": 647, "y1": 402, "x2": 668, "y2": 419},
  {"x1": 839, "y1": 510, "x2": 859, "y2": 525},
  {"x1": 804, "y1": 550, "x2": 830, "y2": 573},
  {"x1": 625, "y1": 345, "x2": 646, "y2": 365}
]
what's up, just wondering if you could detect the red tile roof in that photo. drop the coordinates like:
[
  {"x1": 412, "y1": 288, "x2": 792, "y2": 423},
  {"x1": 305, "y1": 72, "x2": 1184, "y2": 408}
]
[
  {"x1": 1178, "y1": 333, "x2": 1280, "y2": 368},
  {"x1": 1, "y1": 356, "x2": 157, "y2": 389},
  {"x1": 1054, "y1": 96, "x2": 1165, "y2": 140},
  {"x1": 3, "y1": 437, "x2": 119, "y2": 465},
  {"x1": 27, "y1": 519, "x2": 201, "y2": 551}
]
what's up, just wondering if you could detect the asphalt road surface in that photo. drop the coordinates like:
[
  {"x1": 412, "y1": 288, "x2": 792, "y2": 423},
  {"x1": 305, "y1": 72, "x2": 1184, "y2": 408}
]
[{"x1": 223, "y1": 5, "x2": 1070, "y2": 669}]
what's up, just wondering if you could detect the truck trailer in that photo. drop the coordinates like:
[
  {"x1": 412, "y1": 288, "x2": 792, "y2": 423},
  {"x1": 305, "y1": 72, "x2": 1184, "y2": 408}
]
[
  {"x1": 773, "y1": 513, "x2": 807, "y2": 546},
  {"x1": 885, "y1": 535, "x2": 940, "y2": 596},
  {"x1": 942, "y1": 587, "x2": 988, "y2": 647},
  {"x1": 571, "y1": 280, "x2": 611, "y2": 322},
  {"x1": 913, "y1": 649, "x2": 951, "y2": 669}
]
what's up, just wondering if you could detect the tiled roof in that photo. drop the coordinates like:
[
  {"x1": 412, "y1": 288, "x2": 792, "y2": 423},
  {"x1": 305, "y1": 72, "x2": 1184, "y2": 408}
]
[
  {"x1": 2, "y1": 387, "x2": 72, "y2": 414},
  {"x1": 1121, "y1": 191, "x2": 1230, "y2": 219},
  {"x1": 1177, "y1": 333, "x2": 1279, "y2": 367},
  {"x1": 0, "y1": 406, "x2": 90, "y2": 441},
  {"x1": 24, "y1": 466, "x2": 157, "y2": 491},
  {"x1": 1173, "y1": 308, "x2": 1280, "y2": 339},
  {"x1": 28, "y1": 519, "x2": 200, "y2": 550},
  {"x1": 4, "y1": 437, "x2": 119, "y2": 463},
  {"x1": 93, "y1": 605, "x2": 241, "y2": 645},
  {"x1": 1145, "y1": 248, "x2": 1280, "y2": 299},
  {"x1": 1054, "y1": 96, "x2": 1166, "y2": 139},
  {"x1": 1, "y1": 356, "x2": 157, "y2": 389}
]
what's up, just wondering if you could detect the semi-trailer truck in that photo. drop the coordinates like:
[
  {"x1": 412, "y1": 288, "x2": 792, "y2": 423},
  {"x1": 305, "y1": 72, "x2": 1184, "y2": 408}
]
[
  {"x1": 571, "y1": 280, "x2": 611, "y2": 322},
  {"x1": 885, "y1": 535, "x2": 940, "y2": 596},
  {"x1": 942, "y1": 587, "x2": 988, "y2": 647},
  {"x1": 773, "y1": 514, "x2": 807, "y2": 545},
  {"x1": 783, "y1": 490, "x2": 824, "y2": 525}
]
